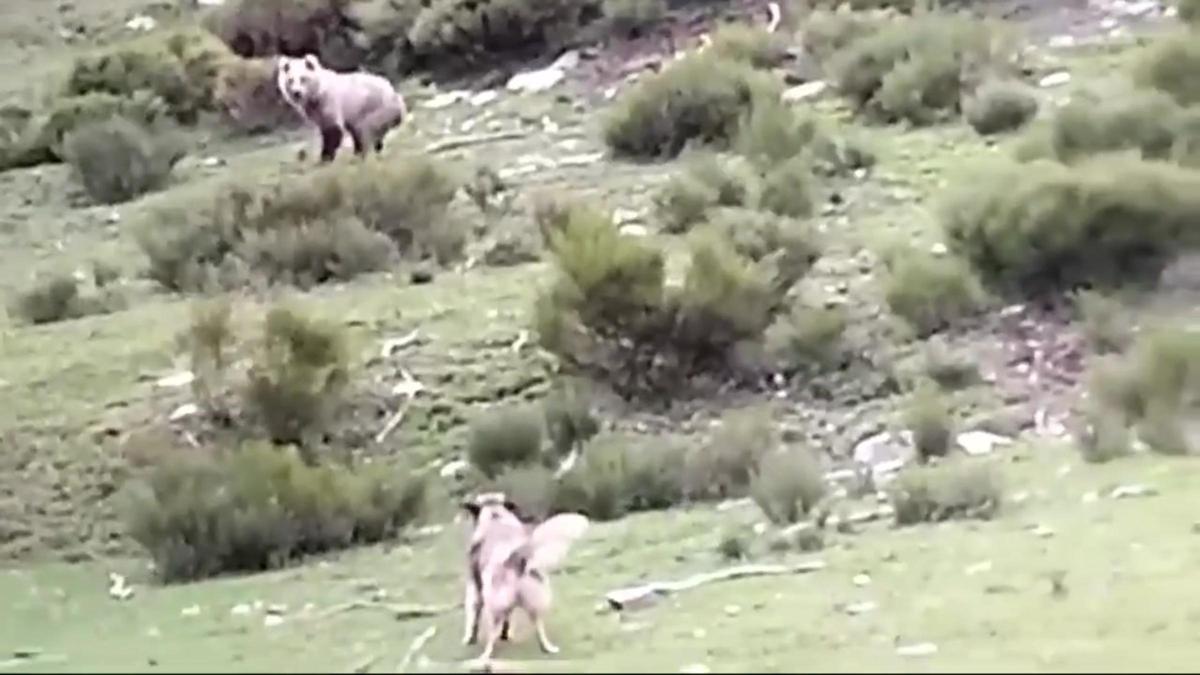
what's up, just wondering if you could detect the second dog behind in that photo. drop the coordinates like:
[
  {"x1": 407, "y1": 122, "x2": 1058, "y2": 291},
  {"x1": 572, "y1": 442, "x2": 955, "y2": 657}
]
[{"x1": 462, "y1": 493, "x2": 589, "y2": 663}]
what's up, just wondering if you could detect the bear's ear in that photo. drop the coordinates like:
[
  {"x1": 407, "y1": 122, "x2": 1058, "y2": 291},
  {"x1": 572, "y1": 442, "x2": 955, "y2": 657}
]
[{"x1": 303, "y1": 54, "x2": 320, "y2": 71}]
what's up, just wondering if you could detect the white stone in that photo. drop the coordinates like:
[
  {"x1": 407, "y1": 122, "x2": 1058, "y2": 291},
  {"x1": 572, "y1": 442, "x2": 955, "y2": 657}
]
[
  {"x1": 263, "y1": 614, "x2": 284, "y2": 628},
  {"x1": 506, "y1": 66, "x2": 565, "y2": 94},
  {"x1": 1047, "y1": 34, "x2": 1076, "y2": 48},
  {"x1": 125, "y1": 15, "x2": 156, "y2": 31},
  {"x1": 1110, "y1": 484, "x2": 1157, "y2": 499},
  {"x1": 964, "y1": 560, "x2": 993, "y2": 576},
  {"x1": 155, "y1": 371, "x2": 195, "y2": 389},
  {"x1": 619, "y1": 224, "x2": 650, "y2": 237},
  {"x1": 469, "y1": 90, "x2": 498, "y2": 107},
  {"x1": 781, "y1": 80, "x2": 828, "y2": 103},
  {"x1": 844, "y1": 601, "x2": 877, "y2": 615},
  {"x1": 423, "y1": 91, "x2": 466, "y2": 109},
  {"x1": 168, "y1": 403, "x2": 199, "y2": 422},
  {"x1": 181, "y1": 604, "x2": 201, "y2": 617},
  {"x1": 439, "y1": 459, "x2": 469, "y2": 480},
  {"x1": 852, "y1": 573, "x2": 871, "y2": 587},
  {"x1": 896, "y1": 642, "x2": 938, "y2": 657},
  {"x1": 1039, "y1": 72, "x2": 1072, "y2": 88},
  {"x1": 956, "y1": 430, "x2": 1014, "y2": 457}
]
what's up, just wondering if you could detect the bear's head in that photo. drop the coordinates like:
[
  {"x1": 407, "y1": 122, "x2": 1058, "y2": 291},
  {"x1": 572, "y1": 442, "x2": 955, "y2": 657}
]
[{"x1": 276, "y1": 54, "x2": 324, "y2": 107}]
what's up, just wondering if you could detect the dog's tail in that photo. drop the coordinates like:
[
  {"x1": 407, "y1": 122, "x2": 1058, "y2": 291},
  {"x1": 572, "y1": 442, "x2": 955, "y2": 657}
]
[{"x1": 525, "y1": 513, "x2": 589, "y2": 573}]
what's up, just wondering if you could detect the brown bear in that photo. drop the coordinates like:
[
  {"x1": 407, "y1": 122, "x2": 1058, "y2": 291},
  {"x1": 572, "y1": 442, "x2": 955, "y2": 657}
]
[{"x1": 275, "y1": 54, "x2": 408, "y2": 163}]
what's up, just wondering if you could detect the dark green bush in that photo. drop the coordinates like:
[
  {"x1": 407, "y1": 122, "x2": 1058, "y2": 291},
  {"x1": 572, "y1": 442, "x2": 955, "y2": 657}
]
[
  {"x1": 750, "y1": 448, "x2": 827, "y2": 525},
  {"x1": 655, "y1": 153, "x2": 760, "y2": 233},
  {"x1": 883, "y1": 248, "x2": 985, "y2": 336},
  {"x1": 552, "y1": 434, "x2": 630, "y2": 521},
  {"x1": 214, "y1": 56, "x2": 297, "y2": 133},
  {"x1": 543, "y1": 378, "x2": 600, "y2": 460},
  {"x1": 1133, "y1": 32, "x2": 1200, "y2": 107},
  {"x1": 942, "y1": 155, "x2": 1200, "y2": 296},
  {"x1": 622, "y1": 440, "x2": 688, "y2": 512},
  {"x1": 65, "y1": 29, "x2": 233, "y2": 124},
  {"x1": 1180, "y1": 0, "x2": 1200, "y2": 27},
  {"x1": 903, "y1": 381, "x2": 954, "y2": 462},
  {"x1": 139, "y1": 155, "x2": 461, "y2": 292},
  {"x1": 889, "y1": 459, "x2": 1002, "y2": 526},
  {"x1": 1073, "y1": 289, "x2": 1134, "y2": 355},
  {"x1": 62, "y1": 116, "x2": 182, "y2": 205},
  {"x1": 799, "y1": 7, "x2": 887, "y2": 64},
  {"x1": 490, "y1": 463, "x2": 558, "y2": 521},
  {"x1": 467, "y1": 404, "x2": 545, "y2": 478},
  {"x1": 603, "y1": 0, "x2": 667, "y2": 38},
  {"x1": 964, "y1": 80, "x2": 1039, "y2": 135},
  {"x1": 243, "y1": 306, "x2": 351, "y2": 449},
  {"x1": 707, "y1": 22, "x2": 789, "y2": 69},
  {"x1": 603, "y1": 53, "x2": 779, "y2": 159},
  {"x1": 207, "y1": 0, "x2": 365, "y2": 69},
  {"x1": 684, "y1": 407, "x2": 776, "y2": 500},
  {"x1": 123, "y1": 442, "x2": 428, "y2": 582},
  {"x1": 9, "y1": 273, "x2": 126, "y2": 325},
  {"x1": 765, "y1": 303, "x2": 848, "y2": 369}
]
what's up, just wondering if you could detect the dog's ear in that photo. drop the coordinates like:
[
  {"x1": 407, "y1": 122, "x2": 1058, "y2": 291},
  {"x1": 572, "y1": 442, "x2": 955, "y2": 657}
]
[
  {"x1": 462, "y1": 500, "x2": 481, "y2": 518},
  {"x1": 503, "y1": 499, "x2": 522, "y2": 518}
]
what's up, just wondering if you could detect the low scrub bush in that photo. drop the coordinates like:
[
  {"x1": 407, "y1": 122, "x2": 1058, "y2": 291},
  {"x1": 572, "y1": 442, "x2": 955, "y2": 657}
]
[
  {"x1": 467, "y1": 404, "x2": 545, "y2": 478},
  {"x1": 1014, "y1": 89, "x2": 1200, "y2": 166},
  {"x1": 890, "y1": 459, "x2": 1002, "y2": 525},
  {"x1": 1086, "y1": 324, "x2": 1200, "y2": 456},
  {"x1": 942, "y1": 155, "x2": 1200, "y2": 296},
  {"x1": 903, "y1": 381, "x2": 954, "y2": 462},
  {"x1": 883, "y1": 248, "x2": 986, "y2": 336},
  {"x1": 206, "y1": 0, "x2": 364, "y2": 70},
  {"x1": 829, "y1": 14, "x2": 1014, "y2": 125},
  {"x1": 244, "y1": 306, "x2": 352, "y2": 449},
  {"x1": 123, "y1": 442, "x2": 428, "y2": 582},
  {"x1": 62, "y1": 116, "x2": 183, "y2": 205},
  {"x1": 139, "y1": 155, "x2": 461, "y2": 292},
  {"x1": 1073, "y1": 289, "x2": 1134, "y2": 355},
  {"x1": 9, "y1": 273, "x2": 125, "y2": 325},
  {"x1": 920, "y1": 338, "x2": 980, "y2": 390},
  {"x1": 964, "y1": 80, "x2": 1039, "y2": 135},
  {"x1": 603, "y1": 53, "x2": 779, "y2": 159},
  {"x1": 490, "y1": 464, "x2": 558, "y2": 521},
  {"x1": 750, "y1": 448, "x2": 827, "y2": 525},
  {"x1": 543, "y1": 378, "x2": 600, "y2": 460},
  {"x1": 65, "y1": 28, "x2": 233, "y2": 124},
  {"x1": 1133, "y1": 32, "x2": 1200, "y2": 107},
  {"x1": 684, "y1": 408, "x2": 776, "y2": 500},
  {"x1": 622, "y1": 440, "x2": 688, "y2": 512},
  {"x1": 799, "y1": 7, "x2": 887, "y2": 64},
  {"x1": 707, "y1": 22, "x2": 789, "y2": 69},
  {"x1": 655, "y1": 153, "x2": 760, "y2": 233},
  {"x1": 535, "y1": 205, "x2": 816, "y2": 396},
  {"x1": 766, "y1": 303, "x2": 848, "y2": 370},
  {"x1": 552, "y1": 435, "x2": 631, "y2": 521},
  {"x1": 603, "y1": 0, "x2": 667, "y2": 38},
  {"x1": 1180, "y1": 0, "x2": 1200, "y2": 26},
  {"x1": 215, "y1": 57, "x2": 297, "y2": 133}
]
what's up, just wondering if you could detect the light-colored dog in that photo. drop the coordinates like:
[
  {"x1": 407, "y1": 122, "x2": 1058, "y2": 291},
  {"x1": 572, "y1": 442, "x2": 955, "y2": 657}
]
[{"x1": 461, "y1": 492, "x2": 589, "y2": 663}]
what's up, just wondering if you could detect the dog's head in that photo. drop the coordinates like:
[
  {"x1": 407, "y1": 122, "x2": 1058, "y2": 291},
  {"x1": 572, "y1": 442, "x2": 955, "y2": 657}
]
[{"x1": 462, "y1": 492, "x2": 524, "y2": 527}]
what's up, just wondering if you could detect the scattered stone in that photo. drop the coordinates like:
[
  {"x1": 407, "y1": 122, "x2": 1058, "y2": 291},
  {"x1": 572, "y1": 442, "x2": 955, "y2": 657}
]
[
  {"x1": 852, "y1": 573, "x2": 871, "y2": 587},
  {"x1": 896, "y1": 642, "x2": 938, "y2": 657},
  {"x1": 691, "y1": 628, "x2": 707, "y2": 639},
  {"x1": 154, "y1": 371, "x2": 195, "y2": 389},
  {"x1": 723, "y1": 604, "x2": 741, "y2": 617},
  {"x1": 380, "y1": 330, "x2": 421, "y2": 357},
  {"x1": 679, "y1": 664, "x2": 710, "y2": 674},
  {"x1": 424, "y1": 91, "x2": 466, "y2": 109},
  {"x1": 558, "y1": 152, "x2": 605, "y2": 167},
  {"x1": 1039, "y1": 71, "x2": 1072, "y2": 88},
  {"x1": 619, "y1": 224, "x2": 649, "y2": 237},
  {"x1": 263, "y1": 614, "x2": 284, "y2": 628},
  {"x1": 469, "y1": 90, "x2": 498, "y2": 107},
  {"x1": 781, "y1": 80, "x2": 828, "y2": 103},
  {"x1": 197, "y1": 0, "x2": 225, "y2": 5},
  {"x1": 1010, "y1": 490, "x2": 1030, "y2": 504},
  {"x1": 391, "y1": 372, "x2": 425, "y2": 398},
  {"x1": 541, "y1": 115, "x2": 559, "y2": 134},
  {"x1": 1109, "y1": 484, "x2": 1157, "y2": 499},
  {"x1": 125, "y1": 14, "x2": 156, "y2": 31},
  {"x1": 230, "y1": 603, "x2": 251, "y2": 616},
  {"x1": 106, "y1": 210, "x2": 121, "y2": 224},
  {"x1": 612, "y1": 207, "x2": 641, "y2": 225},
  {"x1": 1029, "y1": 524, "x2": 1055, "y2": 539},
  {"x1": 168, "y1": 403, "x2": 199, "y2": 422},
  {"x1": 844, "y1": 600, "x2": 877, "y2": 616},
  {"x1": 415, "y1": 524, "x2": 444, "y2": 538},
  {"x1": 1047, "y1": 34, "x2": 1076, "y2": 48},
  {"x1": 929, "y1": 242, "x2": 948, "y2": 256},
  {"x1": 1081, "y1": 490, "x2": 1099, "y2": 504},
  {"x1": 506, "y1": 51, "x2": 578, "y2": 93},
  {"x1": 200, "y1": 156, "x2": 224, "y2": 168},
  {"x1": 181, "y1": 604, "x2": 201, "y2": 617},
  {"x1": 956, "y1": 430, "x2": 1013, "y2": 457},
  {"x1": 107, "y1": 572, "x2": 133, "y2": 601}
]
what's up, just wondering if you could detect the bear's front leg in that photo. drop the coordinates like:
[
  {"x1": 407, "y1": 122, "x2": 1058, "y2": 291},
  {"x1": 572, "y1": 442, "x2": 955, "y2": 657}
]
[{"x1": 318, "y1": 125, "x2": 344, "y2": 163}]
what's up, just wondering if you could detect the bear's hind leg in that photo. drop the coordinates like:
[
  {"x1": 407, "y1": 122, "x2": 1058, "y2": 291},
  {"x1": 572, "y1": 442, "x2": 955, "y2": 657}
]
[
  {"x1": 346, "y1": 125, "x2": 368, "y2": 158},
  {"x1": 319, "y1": 125, "x2": 344, "y2": 163}
]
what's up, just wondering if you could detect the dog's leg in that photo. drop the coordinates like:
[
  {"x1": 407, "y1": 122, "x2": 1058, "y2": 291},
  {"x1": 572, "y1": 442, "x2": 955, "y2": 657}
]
[
  {"x1": 532, "y1": 614, "x2": 560, "y2": 655},
  {"x1": 478, "y1": 608, "x2": 509, "y2": 662},
  {"x1": 462, "y1": 580, "x2": 481, "y2": 646}
]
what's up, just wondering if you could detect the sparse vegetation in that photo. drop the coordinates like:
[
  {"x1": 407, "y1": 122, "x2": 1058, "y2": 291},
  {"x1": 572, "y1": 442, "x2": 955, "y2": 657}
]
[
  {"x1": 964, "y1": 80, "x2": 1039, "y2": 135},
  {"x1": 942, "y1": 155, "x2": 1200, "y2": 295},
  {"x1": 543, "y1": 378, "x2": 600, "y2": 460},
  {"x1": 603, "y1": 0, "x2": 667, "y2": 38},
  {"x1": 139, "y1": 155, "x2": 461, "y2": 292},
  {"x1": 1074, "y1": 289, "x2": 1135, "y2": 354},
  {"x1": 62, "y1": 116, "x2": 182, "y2": 205},
  {"x1": 920, "y1": 338, "x2": 980, "y2": 390},
  {"x1": 883, "y1": 248, "x2": 986, "y2": 336},
  {"x1": 10, "y1": 273, "x2": 125, "y2": 325},
  {"x1": 1133, "y1": 32, "x2": 1200, "y2": 107},
  {"x1": 904, "y1": 381, "x2": 955, "y2": 462},
  {"x1": 889, "y1": 460, "x2": 1003, "y2": 525},
  {"x1": 707, "y1": 23, "x2": 788, "y2": 69},
  {"x1": 603, "y1": 53, "x2": 778, "y2": 159},
  {"x1": 467, "y1": 404, "x2": 546, "y2": 478},
  {"x1": 685, "y1": 408, "x2": 777, "y2": 500},
  {"x1": 750, "y1": 448, "x2": 827, "y2": 525},
  {"x1": 765, "y1": 303, "x2": 848, "y2": 370},
  {"x1": 123, "y1": 442, "x2": 428, "y2": 582}
]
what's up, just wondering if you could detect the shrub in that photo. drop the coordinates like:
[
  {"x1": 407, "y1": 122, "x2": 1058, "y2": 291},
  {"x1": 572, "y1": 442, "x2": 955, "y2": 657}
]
[
  {"x1": 704, "y1": 208, "x2": 821, "y2": 277},
  {"x1": 707, "y1": 23, "x2": 789, "y2": 69},
  {"x1": 543, "y1": 378, "x2": 600, "y2": 460},
  {"x1": 622, "y1": 440, "x2": 688, "y2": 512},
  {"x1": 765, "y1": 304, "x2": 848, "y2": 369},
  {"x1": 1073, "y1": 289, "x2": 1134, "y2": 355},
  {"x1": 490, "y1": 464, "x2": 558, "y2": 521},
  {"x1": 685, "y1": 407, "x2": 776, "y2": 500},
  {"x1": 214, "y1": 57, "x2": 297, "y2": 133},
  {"x1": 716, "y1": 529, "x2": 751, "y2": 561},
  {"x1": 184, "y1": 297, "x2": 238, "y2": 413},
  {"x1": 903, "y1": 381, "x2": 954, "y2": 462},
  {"x1": 243, "y1": 306, "x2": 351, "y2": 449},
  {"x1": 757, "y1": 156, "x2": 818, "y2": 218},
  {"x1": 750, "y1": 448, "x2": 827, "y2": 525},
  {"x1": 62, "y1": 116, "x2": 182, "y2": 205},
  {"x1": 889, "y1": 459, "x2": 1002, "y2": 526},
  {"x1": 883, "y1": 248, "x2": 985, "y2": 336},
  {"x1": 536, "y1": 206, "x2": 812, "y2": 396},
  {"x1": 552, "y1": 435, "x2": 630, "y2": 521},
  {"x1": 603, "y1": 0, "x2": 667, "y2": 38},
  {"x1": 123, "y1": 442, "x2": 428, "y2": 582},
  {"x1": 1086, "y1": 323, "x2": 1200, "y2": 455},
  {"x1": 207, "y1": 0, "x2": 364, "y2": 69},
  {"x1": 10, "y1": 273, "x2": 125, "y2": 325},
  {"x1": 799, "y1": 7, "x2": 886, "y2": 64},
  {"x1": 1077, "y1": 399, "x2": 1133, "y2": 464},
  {"x1": 654, "y1": 153, "x2": 759, "y2": 233},
  {"x1": 920, "y1": 338, "x2": 980, "y2": 390},
  {"x1": 603, "y1": 53, "x2": 779, "y2": 159},
  {"x1": 964, "y1": 80, "x2": 1039, "y2": 135},
  {"x1": 1133, "y1": 32, "x2": 1200, "y2": 107},
  {"x1": 406, "y1": 0, "x2": 594, "y2": 76},
  {"x1": 733, "y1": 98, "x2": 822, "y2": 171},
  {"x1": 1014, "y1": 89, "x2": 1200, "y2": 166},
  {"x1": 139, "y1": 155, "x2": 461, "y2": 292},
  {"x1": 829, "y1": 15, "x2": 1011, "y2": 125},
  {"x1": 65, "y1": 29, "x2": 233, "y2": 124},
  {"x1": 942, "y1": 155, "x2": 1200, "y2": 296},
  {"x1": 1180, "y1": 0, "x2": 1200, "y2": 26},
  {"x1": 467, "y1": 404, "x2": 545, "y2": 478}
]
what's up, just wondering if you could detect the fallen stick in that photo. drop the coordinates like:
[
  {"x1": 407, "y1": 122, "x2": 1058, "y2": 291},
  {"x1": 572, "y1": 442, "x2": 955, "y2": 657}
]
[
  {"x1": 375, "y1": 403, "x2": 409, "y2": 444},
  {"x1": 425, "y1": 131, "x2": 526, "y2": 154},
  {"x1": 397, "y1": 625, "x2": 438, "y2": 673},
  {"x1": 604, "y1": 560, "x2": 826, "y2": 611},
  {"x1": 349, "y1": 653, "x2": 381, "y2": 674},
  {"x1": 314, "y1": 600, "x2": 456, "y2": 622}
]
